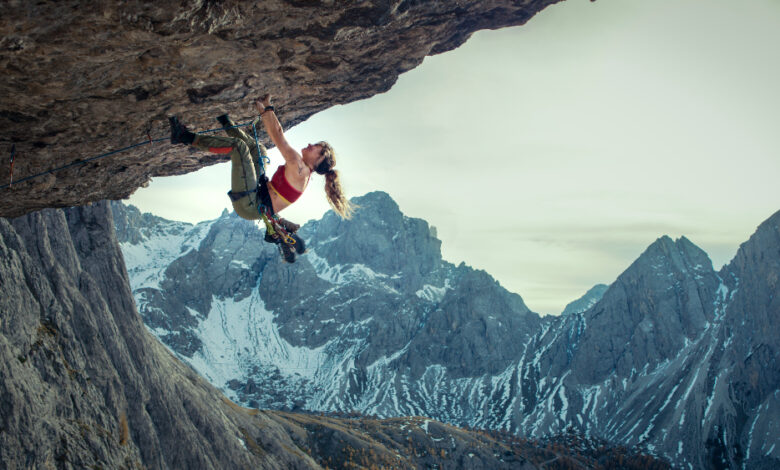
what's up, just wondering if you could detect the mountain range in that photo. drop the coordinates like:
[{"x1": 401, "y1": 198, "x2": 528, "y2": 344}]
[
  {"x1": 7, "y1": 200, "x2": 670, "y2": 469},
  {"x1": 111, "y1": 192, "x2": 780, "y2": 469}
]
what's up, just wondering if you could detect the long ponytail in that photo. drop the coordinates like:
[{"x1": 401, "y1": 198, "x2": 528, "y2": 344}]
[
  {"x1": 315, "y1": 142, "x2": 354, "y2": 219},
  {"x1": 324, "y1": 169, "x2": 354, "y2": 219}
]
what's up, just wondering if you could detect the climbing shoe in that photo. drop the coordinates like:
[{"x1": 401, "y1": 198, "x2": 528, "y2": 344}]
[
  {"x1": 290, "y1": 233, "x2": 306, "y2": 254},
  {"x1": 278, "y1": 241, "x2": 296, "y2": 263},
  {"x1": 278, "y1": 217, "x2": 301, "y2": 234},
  {"x1": 169, "y1": 116, "x2": 195, "y2": 145},
  {"x1": 271, "y1": 218, "x2": 305, "y2": 254},
  {"x1": 216, "y1": 114, "x2": 235, "y2": 128},
  {"x1": 263, "y1": 231, "x2": 296, "y2": 262}
]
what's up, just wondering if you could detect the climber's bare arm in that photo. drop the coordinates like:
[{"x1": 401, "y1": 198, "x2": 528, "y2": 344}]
[{"x1": 256, "y1": 96, "x2": 303, "y2": 167}]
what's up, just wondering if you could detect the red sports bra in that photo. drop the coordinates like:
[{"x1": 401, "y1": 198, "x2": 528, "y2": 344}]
[{"x1": 268, "y1": 165, "x2": 307, "y2": 204}]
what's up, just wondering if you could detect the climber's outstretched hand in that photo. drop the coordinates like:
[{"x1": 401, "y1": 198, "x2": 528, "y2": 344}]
[
  {"x1": 256, "y1": 94, "x2": 272, "y2": 112},
  {"x1": 256, "y1": 93, "x2": 297, "y2": 163}
]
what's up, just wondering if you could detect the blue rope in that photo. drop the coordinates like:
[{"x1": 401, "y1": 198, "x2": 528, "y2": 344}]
[
  {"x1": 251, "y1": 120, "x2": 271, "y2": 173},
  {"x1": 251, "y1": 119, "x2": 272, "y2": 220},
  {"x1": 0, "y1": 120, "x2": 258, "y2": 191}
]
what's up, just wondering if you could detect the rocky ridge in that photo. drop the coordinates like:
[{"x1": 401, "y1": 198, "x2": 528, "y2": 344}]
[
  {"x1": 114, "y1": 193, "x2": 780, "y2": 469},
  {"x1": 0, "y1": 0, "x2": 560, "y2": 218}
]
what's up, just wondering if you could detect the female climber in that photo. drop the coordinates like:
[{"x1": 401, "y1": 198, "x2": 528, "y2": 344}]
[{"x1": 168, "y1": 94, "x2": 353, "y2": 263}]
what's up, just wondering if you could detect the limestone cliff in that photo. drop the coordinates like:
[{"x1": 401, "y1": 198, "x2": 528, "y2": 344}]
[
  {"x1": 0, "y1": 0, "x2": 559, "y2": 217},
  {"x1": 0, "y1": 202, "x2": 318, "y2": 469}
]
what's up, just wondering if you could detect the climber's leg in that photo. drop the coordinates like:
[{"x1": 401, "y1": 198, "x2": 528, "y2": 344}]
[
  {"x1": 193, "y1": 135, "x2": 259, "y2": 220},
  {"x1": 217, "y1": 114, "x2": 267, "y2": 178}
]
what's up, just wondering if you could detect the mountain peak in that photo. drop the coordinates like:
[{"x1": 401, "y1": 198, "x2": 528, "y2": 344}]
[
  {"x1": 352, "y1": 191, "x2": 400, "y2": 211},
  {"x1": 633, "y1": 234, "x2": 714, "y2": 276},
  {"x1": 304, "y1": 192, "x2": 442, "y2": 284}
]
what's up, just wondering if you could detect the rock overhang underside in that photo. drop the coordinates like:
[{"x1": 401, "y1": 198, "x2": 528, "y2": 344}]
[{"x1": 0, "y1": 0, "x2": 561, "y2": 218}]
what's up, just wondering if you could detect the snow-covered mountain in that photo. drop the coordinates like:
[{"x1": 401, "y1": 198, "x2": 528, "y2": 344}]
[{"x1": 111, "y1": 194, "x2": 780, "y2": 469}]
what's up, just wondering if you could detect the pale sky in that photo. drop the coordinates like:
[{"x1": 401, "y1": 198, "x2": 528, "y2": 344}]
[{"x1": 129, "y1": 0, "x2": 780, "y2": 316}]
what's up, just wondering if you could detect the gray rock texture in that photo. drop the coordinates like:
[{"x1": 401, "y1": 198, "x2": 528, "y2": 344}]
[
  {"x1": 0, "y1": 0, "x2": 560, "y2": 218},
  {"x1": 114, "y1": 193, "x2": 780, "y2": 469},
  {"x1": 568, "y1": 235, "x2": 720, "y2": 384},
  {"x1": 705, "y1": 210, "x2": 780, "y2": 469},
  {"x1": 0, "y1": 202, "x2": 322, "y2": 469},
  {"x1": 290, "y1": 192, "x2": 542, "y2": 378}
]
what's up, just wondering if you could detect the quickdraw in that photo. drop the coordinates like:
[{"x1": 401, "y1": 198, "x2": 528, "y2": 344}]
[{"x1": 258, "y1": 206, "x2": 297, "y2": 246}]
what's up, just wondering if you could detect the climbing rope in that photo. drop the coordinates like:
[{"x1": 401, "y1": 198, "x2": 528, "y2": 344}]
[
  {"x1": 0, "y1": 120, "x2": 262, "y2": 191},
  {"x1": 251, "y1": 120, "x2": 270, "y2": 172}
]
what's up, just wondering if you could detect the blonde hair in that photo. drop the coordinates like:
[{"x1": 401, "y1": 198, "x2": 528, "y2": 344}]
[{"x1": 315, "y1": 142, "x2": 354, "y2": 219}]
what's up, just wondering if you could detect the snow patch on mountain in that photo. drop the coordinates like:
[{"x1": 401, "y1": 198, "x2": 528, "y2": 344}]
[
  {"x1": 121, "y1": 221, "x2": 210, "y2": 290},
  {"x1": 416, "y1": 280, "x2": 451, "y2": 303},
  {"x1": 187, "y1": 282, "x2": 328, "y2": 390},
  {"x1": 308, "y1": 249, "x2": 396, "y2": 285}
]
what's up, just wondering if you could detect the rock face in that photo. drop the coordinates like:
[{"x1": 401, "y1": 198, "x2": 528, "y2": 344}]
[
  {"x1": 114, "y1": 193, "x2": 780, "y2": 469},
  {"x1": 709, "y1": 211, "x2": 780, "y2": 469},
  {"x1": 0, "y1": 202, "x2": 324, "y2": 469},
  {"x1": 0, "y1": 200, "x2": 668, "y2": 470},
  {"x1": 0, "y1": 0, "x2": 560, "y2": 218}
]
